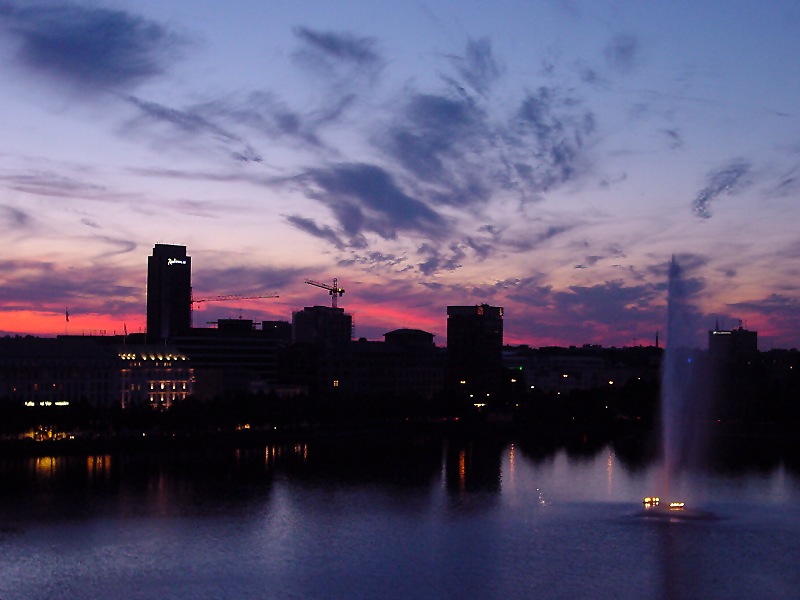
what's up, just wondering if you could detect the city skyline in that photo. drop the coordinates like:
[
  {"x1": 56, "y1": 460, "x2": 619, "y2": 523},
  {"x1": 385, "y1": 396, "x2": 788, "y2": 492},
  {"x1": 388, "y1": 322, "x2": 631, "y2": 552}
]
[{"x1": 2, "y1": 1, "x2": 800, "y2": 348}]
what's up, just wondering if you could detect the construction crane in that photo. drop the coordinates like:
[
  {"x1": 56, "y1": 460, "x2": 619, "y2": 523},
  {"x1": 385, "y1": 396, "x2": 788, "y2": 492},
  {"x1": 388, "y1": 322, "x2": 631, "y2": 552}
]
[
  {"x1": 191, "y1": 293, "x2": 279, "y2": 306},
  {"x1": 190, "y1": 293, "x2": 279, "y2": 326},
  {"x1": 305, "y1": 278, "x2": 345, "y2": 309}
]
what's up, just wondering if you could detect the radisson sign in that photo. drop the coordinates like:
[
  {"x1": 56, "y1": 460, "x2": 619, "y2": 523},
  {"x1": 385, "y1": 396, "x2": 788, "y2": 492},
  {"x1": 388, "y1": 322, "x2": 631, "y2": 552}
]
[{"x1": 167, "y1": 258, "x2": 187, "y2": 266}]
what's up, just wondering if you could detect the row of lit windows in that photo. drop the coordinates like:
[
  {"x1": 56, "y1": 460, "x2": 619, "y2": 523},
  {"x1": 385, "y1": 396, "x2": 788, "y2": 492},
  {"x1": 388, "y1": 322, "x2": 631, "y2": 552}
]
[{"x1": 118, "y1": 353, "x2": 188, "y2": 362}]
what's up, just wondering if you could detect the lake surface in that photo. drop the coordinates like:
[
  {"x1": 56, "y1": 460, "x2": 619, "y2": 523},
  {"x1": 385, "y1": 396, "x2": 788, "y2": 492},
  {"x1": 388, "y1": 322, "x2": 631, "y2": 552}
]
[{"x1": 1, "y1": 432, "x2": 799, "y2": 599}]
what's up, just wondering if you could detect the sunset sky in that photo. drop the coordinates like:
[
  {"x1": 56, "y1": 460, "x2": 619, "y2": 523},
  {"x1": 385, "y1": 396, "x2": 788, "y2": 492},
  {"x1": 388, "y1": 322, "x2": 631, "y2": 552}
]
[{"x1": 2, "y1": 0, "x2": 800, "y2": 348}]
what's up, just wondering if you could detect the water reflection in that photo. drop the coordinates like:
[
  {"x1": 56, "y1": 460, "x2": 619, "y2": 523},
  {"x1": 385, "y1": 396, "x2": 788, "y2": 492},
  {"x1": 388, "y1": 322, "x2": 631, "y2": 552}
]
[
  {"x1": 2, "y1": 431, "x2": 799, "y2": 509},
  {"x1": 1, "y1": 432, "x2": 800, "y2": 600}
]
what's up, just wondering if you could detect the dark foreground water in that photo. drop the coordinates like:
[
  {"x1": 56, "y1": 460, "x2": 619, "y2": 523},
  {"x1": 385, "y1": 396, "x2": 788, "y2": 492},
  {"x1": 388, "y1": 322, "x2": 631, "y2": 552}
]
[{"x1": 1, "y1": 433, "x2": 799, "y2": 599}]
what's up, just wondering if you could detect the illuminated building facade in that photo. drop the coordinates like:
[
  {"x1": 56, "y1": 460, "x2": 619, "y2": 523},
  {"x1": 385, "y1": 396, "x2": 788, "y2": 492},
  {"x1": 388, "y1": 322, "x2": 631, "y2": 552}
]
[
  {"x1": 118, "y1": 346, "x2": 193, "y2": 409},
  {"x1": 446, "y1": 305, "x2": 504, "y2": 398},
  {"x1": 147, "y1": 244, "x2": 192, "y2": 342}
]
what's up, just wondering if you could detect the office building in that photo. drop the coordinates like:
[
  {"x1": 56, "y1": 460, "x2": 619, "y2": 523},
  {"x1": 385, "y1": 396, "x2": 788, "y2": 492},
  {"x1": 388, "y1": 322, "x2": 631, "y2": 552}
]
[
  {"x1": 173, "y1": 319, "x2": 291, "y2": 400},
  {"x1": 147, "y1": 244, "x2": 192, "y2": 342},
  {"x1": 446, "y1": 305, "x2": 504, "y2": 397},
  {"x1": 709, "y1": 324, "x2": 758, "y2": 364},
  {"x1": 318, "y1": 329, "x2": 444, "y2": 400}
]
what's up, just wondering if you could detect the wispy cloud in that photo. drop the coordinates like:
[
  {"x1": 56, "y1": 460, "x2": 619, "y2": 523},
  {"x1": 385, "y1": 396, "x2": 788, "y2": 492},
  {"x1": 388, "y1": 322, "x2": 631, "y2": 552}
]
[
  {"x1": 1, "y1": 205, "x2": 31, "y2": 228},
  {"x1": 604, "y1": 33, "x2": 640, "y2": 72},
  {"x1": 448, "y1": 37, "x2": 502, "y2": 97},
  {"x1": 293, "y1": 27, "x2": 381, "y2": 67},
  {"x1": 510, "y1": 87, "x2": 596, "y2": 193},
  {"x1": 417, "y1": 242, "x2": 465, "y2": 276},
  {"x1": 0, "y1": 259, "x2": 141, "y2": 313},
  {"x1": 0, "y1": 169, "x2": 108, "y2": 199},
  {"x1": 692, "y1": 159, "x2": 751, "y2": 218},
  {"x1": 192, "y1": 265, "x2": 303, "y2": 298}
]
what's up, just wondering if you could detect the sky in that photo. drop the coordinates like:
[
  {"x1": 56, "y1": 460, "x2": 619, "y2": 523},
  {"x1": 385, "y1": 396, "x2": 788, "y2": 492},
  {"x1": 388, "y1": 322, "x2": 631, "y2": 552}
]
[{"x1": 1, "y1": 0, "x2": 800, "y2": 349}]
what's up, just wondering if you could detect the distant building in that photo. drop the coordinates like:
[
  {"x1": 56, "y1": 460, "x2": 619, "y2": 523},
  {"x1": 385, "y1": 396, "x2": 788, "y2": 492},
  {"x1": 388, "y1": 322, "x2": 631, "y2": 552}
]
[
  {"x1": 503, "y1": 345, "x2": 660, "y2": 393},
  {"x1": 709, "y1": 325, "x2": 758, "y2": 364},
  {"x1": 0, "y1": 337, "x2": 193, "y2": 409},
  {"x1": 147, "y1": 243, "x2": 192, "y2": 342},
  {"x1": 317, "y1": 329, "x2": 444, "y2": 400},
  {"x1": 0, "y1": 337, "x2": 119, "y2": 407},
  {"x1": 292, "y1": 305, "x2": 352, "y2": 348},
  {"x1": 173, "y1": 318, "x2": 291, "y2": 400},
  {"x1": 446, "y1": 305, "x2": 504, "y2": 398}
]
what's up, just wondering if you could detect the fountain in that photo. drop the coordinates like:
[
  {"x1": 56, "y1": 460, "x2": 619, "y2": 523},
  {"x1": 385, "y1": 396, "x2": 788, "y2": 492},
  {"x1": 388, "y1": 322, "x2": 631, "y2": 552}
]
[{"x1": 642, "y1": 256, "x2": 713, "y2": 519}]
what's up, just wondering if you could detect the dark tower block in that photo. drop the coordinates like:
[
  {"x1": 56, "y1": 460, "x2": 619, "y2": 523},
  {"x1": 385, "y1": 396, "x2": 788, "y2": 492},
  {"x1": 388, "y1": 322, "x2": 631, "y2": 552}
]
[
  {"x1": 446, "y1": 305, "x2": 504, "y2": 399},
  {"x1": 147, "y1": 244, "x2": 192, "y2": 342}
]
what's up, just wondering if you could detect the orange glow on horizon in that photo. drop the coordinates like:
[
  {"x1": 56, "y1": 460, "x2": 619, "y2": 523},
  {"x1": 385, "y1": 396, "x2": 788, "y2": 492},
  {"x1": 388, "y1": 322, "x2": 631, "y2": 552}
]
[{"x1": 1, "y1": 310, "x2": 145, "y2": 337}]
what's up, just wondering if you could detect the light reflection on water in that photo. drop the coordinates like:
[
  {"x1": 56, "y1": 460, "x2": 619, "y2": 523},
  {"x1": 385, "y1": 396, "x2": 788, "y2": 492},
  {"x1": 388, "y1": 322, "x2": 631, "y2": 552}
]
[{"x1": 1, "y1": 434, "x2": 799, "y2": 599}]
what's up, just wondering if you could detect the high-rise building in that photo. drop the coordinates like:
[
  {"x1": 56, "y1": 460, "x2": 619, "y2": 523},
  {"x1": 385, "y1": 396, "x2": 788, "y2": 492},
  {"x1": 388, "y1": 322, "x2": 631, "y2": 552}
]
[
  {"x1": 446, "y1": 305, "x2": 504, "y2": 397},
  {"x1": 292, "y1": 305, "x2": 352, "y2": 348},
  {"x1": 146, "y1": 244, "x2": 192, "y2": 342},
  {"x1": 709, "y1": 325, "x2": 758, "y2": 364}
]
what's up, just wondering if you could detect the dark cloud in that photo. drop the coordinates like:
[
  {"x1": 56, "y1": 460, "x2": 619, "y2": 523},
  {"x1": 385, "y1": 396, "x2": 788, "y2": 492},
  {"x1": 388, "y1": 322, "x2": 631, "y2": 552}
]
[
  {"x1": 417, "y1": 242, "x2": 465, "y2": 276},
  {"x1": 192, "y1": 265, "x2": 301, "y2": 298},
  {"x1": 294, "y1": 27, "x2": 380, "y2": 66},
  {"x1": 123, "y1": 90, "x2": 360, "y2": 161},
  {"x1": 0, "y1": 259, "x2": 141, "y2": 314},
  {"x1": 552, "y1": 280, "x2": 657, "y2": 325},
  {"x1": 232, "y1": 145, "x2": 263, "y2": 163},
  {"x1": 91, "y1": 235, "x2": 137, "y2": 257},
  {"x1": 0, "y1": 1, "x2": 180, "y2": 91},
  {"x1": 449, "y1": 37, "x2": 502, "y2": 97},
  {"x1": 298, "y1": 163, "x2": 448, "y2": 240},
  {"x1": 509, "y1": 88, "x2": 596, "y2": 192},
  {"x1": 575, "y1": 255, "x2": 602, "y2": 269},
  {"x1": 381, "y1": 93, "x2": 487, "y2": 199},
  {"x1": 662, "y1": 128, "x2": 683, "y2": 150},
  {"x1": 122, "y1": 96, "x2": 282, "y2": 163},
  {"x1": 727, "y1": 294, "x2": 800, "y2": 348},
  {"x1": 493, "y1": 276, "x2": 553, "y2": 306},
  {"x1": 124, "y1": 96, "x2": 240, "y2": 142},
  {"x1": 340, "y1": 250, "x2": 409, "y2": 272},
  {"x1": 285, "y1": 215, "x2": 345, "y2": 250},
  {"x1": 209, "y1": 91, "x2": 325, "y2": 148},
  {"x1": 692, "y1": 159, "x2": 751, "y2": 218},
  {"x1": 728, "y1": 293, "x2": 800, "y2": 317},
  {"x1": 465, "y1": 236, "x2": 493, "y2": 261},
  {"x1": 375, "y1": 67, "x2": 598, "y2": 209},
  {"x1": 604, "y1": 34, "x2": 639, "y2": 72},
  {"x1": 1, "y1": 205, "x2": 31, "y2": 228},
  {"x1": 292, "y1": 27, "x2": 383, "y2": 88},
  {"x1": 578, "y1": 65, "x2": 601, "y2": 85},
  {"x1": 769, "y1": 165, "x2": 800, "y2": 197}
]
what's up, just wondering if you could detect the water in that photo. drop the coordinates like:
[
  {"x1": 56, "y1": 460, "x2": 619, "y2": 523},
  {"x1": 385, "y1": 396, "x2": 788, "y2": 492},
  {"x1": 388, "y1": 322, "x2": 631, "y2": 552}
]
[{"x1": 1, "y1": 434, "x2": 799, "y2": 599}]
